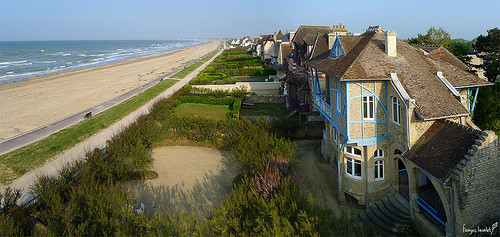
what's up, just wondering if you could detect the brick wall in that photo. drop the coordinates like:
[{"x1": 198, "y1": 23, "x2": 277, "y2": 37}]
[{"x1": 459, "y1": 131, "x2": 499, "y2": 227}]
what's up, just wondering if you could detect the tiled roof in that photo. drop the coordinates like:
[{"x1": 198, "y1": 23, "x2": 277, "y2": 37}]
[
  {"x1": 404, "y1": 120, "x2": 487, "y2": 182},
  {"x1": 305, "y1": 31, "x2": 480, "y2": 120},
  {"x1": 292, "y1": 25, "x2": 331, "y2": 50},
  {"x1": 310, "y1": 33, "x2": 329, "y2": 59},
  {"x1": 281, "y1": 43, "x2": 292, "y2": 63}
]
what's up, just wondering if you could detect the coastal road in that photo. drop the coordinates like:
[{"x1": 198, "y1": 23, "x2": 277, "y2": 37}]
[
  {"x1": 2, "y1": 43, "x2": 223, "y2": 204},
  {"x1": 0, "y1": 47, "x2": 218, "y2": 156}
]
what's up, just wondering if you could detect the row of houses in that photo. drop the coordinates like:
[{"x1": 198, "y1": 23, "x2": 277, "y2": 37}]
[{"x1": 249, "y1": 24, "x2": 499, "y2": 236}]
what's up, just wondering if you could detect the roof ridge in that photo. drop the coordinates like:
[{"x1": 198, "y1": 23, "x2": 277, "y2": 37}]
[{"x1": 340, "y1": 32, "x2": 376, "y2": 79}]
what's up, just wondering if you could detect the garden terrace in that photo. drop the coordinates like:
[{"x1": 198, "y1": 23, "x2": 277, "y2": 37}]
[
  {"x1": 190, "y1": 49, "x2": 276, "y2": 85},
  {"x1": 1, "y1": 85, "x2": 370, "y2": 236}
]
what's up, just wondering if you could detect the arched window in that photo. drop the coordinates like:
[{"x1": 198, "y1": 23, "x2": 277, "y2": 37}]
[{"x1": 374, "y1": 149, "x2": 385, "y2": 158}]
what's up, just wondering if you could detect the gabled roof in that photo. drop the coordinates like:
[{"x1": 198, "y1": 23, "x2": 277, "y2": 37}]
[
  {"x1": 305, "y1": 31, "x2": 485, "y2": 120},
  {"x1": 404, "y1": 120, "x2": 487, "y2": 182},
  {"x1": 292, "y1": 25, "x2": 331, "y2": 51}
]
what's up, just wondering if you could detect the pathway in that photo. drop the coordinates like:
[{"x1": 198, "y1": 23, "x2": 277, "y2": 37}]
[{"x1": 1, "y1": 46, "x2": 223, "y2": 205}]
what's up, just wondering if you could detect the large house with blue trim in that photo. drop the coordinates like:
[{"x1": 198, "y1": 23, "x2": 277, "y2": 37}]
[{"x1": 305, "y1": 25, "x2": 498, "y2": 236}]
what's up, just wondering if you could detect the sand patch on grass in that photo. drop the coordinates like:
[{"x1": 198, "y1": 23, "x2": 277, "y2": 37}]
[{"x1": 124, "y1": 146, "x2": 239, "y2": 216}]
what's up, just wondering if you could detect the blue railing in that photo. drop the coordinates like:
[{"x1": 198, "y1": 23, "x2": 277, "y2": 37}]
[
  {"x1": 314, "y1": 96, "x2": 332, "y2": 122},
  {"x1": 416, "y1": 198, "x2": 446, "y2": 231}
]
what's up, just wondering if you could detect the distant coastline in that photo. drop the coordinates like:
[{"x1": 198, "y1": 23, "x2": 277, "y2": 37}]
[{"x1": 0, "y1": 39, "x2": 209, "y2": 85}]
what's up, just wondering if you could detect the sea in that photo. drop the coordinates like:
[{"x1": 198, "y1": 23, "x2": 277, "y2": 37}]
[{"x1": 0, "y1": 39, "x2": 208, "y2": 84}]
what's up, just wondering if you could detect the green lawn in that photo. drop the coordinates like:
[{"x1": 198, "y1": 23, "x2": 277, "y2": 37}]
[
  {"x1": 171, "y1": 50, "x2": 220, "y2": 79},
  {"x1": 174, "y1": 103, "x2": 231, "y2": 121},
  {"x1": 240, "y1": 103, "x2": 285, "y2": 117},
  {"x1": 0, "y1": 79, "x2": 177, "y2": 184}
]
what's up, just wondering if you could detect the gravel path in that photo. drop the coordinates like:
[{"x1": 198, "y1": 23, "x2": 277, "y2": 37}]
[
  {"x1": 1, "y1": 47, "x2": 222, "y2": 205},
  {"x1": 294, "y1": 140, "x2": 342, "y2": 216}
]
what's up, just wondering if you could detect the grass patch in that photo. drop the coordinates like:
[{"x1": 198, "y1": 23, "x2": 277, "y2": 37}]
[
  {"x1": 174, "y1": 103, "x2": 231, "y2": 121},
  {"x1": 240, "y1": 103, "x2": 285, "y2": 117},
  {"x1": 171, "y1": 50, "x2": 220, "y2": 79},
  {"x1": 0, "y1": 79, "x2": 177, "y2": 184}
]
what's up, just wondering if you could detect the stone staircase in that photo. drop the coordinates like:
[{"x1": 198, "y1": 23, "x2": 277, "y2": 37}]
[{"x1": 359, "y1": 192, "x2": 413, "y2": 236}]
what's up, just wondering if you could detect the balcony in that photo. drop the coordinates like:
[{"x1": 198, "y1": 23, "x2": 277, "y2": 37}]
[{"x1": 314, "y1": 96, "x2": 332, "y2": 123}]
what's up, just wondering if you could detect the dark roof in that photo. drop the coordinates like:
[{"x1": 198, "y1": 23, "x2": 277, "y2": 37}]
[
  {"x1": 305, "y1": 31, "x2": 484, "y2": 120},
  {"x1": 292, "y1": 25, "x2": 331, "y2": 50},
  {"x1": 404, "y1": 120, "x2": 487, "y2": 182},
  {"x1": 280, "y1": 33, "x2": 290, "y2": 42},
  {"x1": 310, "y1": 33, "x2": 329, "y2": 59}
]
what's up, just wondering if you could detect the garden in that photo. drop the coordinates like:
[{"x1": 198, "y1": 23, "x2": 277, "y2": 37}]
[
  {"x1": 190, "y1": 47, "x2": 276, "y2": 85},
  {"x1": 0, "y1": 85, "x2": 366, "y2": 236}
]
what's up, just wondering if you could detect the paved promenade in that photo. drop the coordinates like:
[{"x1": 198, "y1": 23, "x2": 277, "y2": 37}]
[{"x1": 1, "y1": 47, "x2": 222, "y2": 204}]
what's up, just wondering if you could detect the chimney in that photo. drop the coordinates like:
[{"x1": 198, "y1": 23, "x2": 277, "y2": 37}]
[
  {"x1": 273, "y1": 32, "x2": 278, "y2": 41},
  {"x1": 385, "y1": 31, "x2": 397, "y2": 57},
  {"x1": 332, "y1": 24, "x2": 348, "y2": 36},
  {"x1": 289, "y1": 30, "x2": 295, "y2": 41}
]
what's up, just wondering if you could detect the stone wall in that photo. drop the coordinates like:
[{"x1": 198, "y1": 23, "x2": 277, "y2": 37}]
[{"x1": 459, "y1": 131, "x2": 499, "y2": 227}]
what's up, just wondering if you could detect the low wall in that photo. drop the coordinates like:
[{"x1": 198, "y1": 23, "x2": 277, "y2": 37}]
[
  {"x1": 245, "y1": 94, "x2": 285, "y2": 103},
  {"x1": 192, "y1": 82, "x2": 281, "y2": 95}
]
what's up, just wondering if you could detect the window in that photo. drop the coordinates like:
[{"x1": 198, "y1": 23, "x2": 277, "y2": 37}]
[
  {"x1": 330, "y1": 127, "x2": 336, "y2": 144},
  {"x1": 336, "y1": 91, "x2": 342, "y2": 112},
  {"x1": 374, "y1": 160, "x2": 384, "y2": 181},
  {"x1": 362, "y1": 95, "x2": 375, "y2": 120},
  {"x1": 374, "y1": 149, "x2": 384, "y2": 158},
  {"x1": 346, "y1": 146, "x2": 361, "y2": 157},
  {"x1": 346, "y1": 157, "x2": 362, "y2": 179},
  {"x1": 392, "y1": 97, "x2": 400, "y2": 125}
]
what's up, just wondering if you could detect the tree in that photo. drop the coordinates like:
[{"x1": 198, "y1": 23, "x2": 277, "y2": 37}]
[
  {"x1": 445, "y1": 38, "x2": 472, "y2": 65},
  {"x1": 474, "y1": 27, "x2": 500, "y2": 82},
  {"x1": 406, "y1": 26, "x2": 451, "y2": 46},
  {"x1": 472, "y1": 28, "x2": 500, "y2": 136}
]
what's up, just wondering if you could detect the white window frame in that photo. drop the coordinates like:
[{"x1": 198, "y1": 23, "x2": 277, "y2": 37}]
[
  {"x1": 336, "y1": 91, "x2": 342, "y2": 112},
  {"x1": 374, "y1": 160, "x2": 384, "y2": 181},
  {"x1": 346, "y1": 146, "x2": 361, "y2": 157},
  {"x1": 374, "y1": 149, "x2": 385, "y2": 158},
  {"x1": 392, "y1": 96, "x2": 400, "y2": 125},
  {"x1": 346, "y1": 157, "x2": 362, "y2": 179},
  {"x1": 362, "y1": 95, "x2": 375, "y2": 120},
  {"x1": 332, "y1": 127, "x2": 336, "y2": 144}
]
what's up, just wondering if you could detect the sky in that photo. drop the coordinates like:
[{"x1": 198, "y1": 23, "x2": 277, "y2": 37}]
[{"x1": 0, "y1": 0, "x2": 499, "y2": 41}]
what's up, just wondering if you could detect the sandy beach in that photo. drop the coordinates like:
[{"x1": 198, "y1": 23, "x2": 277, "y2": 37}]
[{"x1": 0, "y1": 40, "x2": 219, "y2": 141}]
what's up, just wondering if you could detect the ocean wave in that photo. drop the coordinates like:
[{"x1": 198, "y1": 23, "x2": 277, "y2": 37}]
[
  {"x1": 36, "y1": 61, "x2": 57, "y2": 64},
  {"x1": 0, "y1": 60, "x2": 28, "y2": 65}
]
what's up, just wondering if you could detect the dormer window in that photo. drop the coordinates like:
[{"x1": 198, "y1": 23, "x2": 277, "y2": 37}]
[{"x1": 328, "y1": 34, "x2": 345, "y2": 60}]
